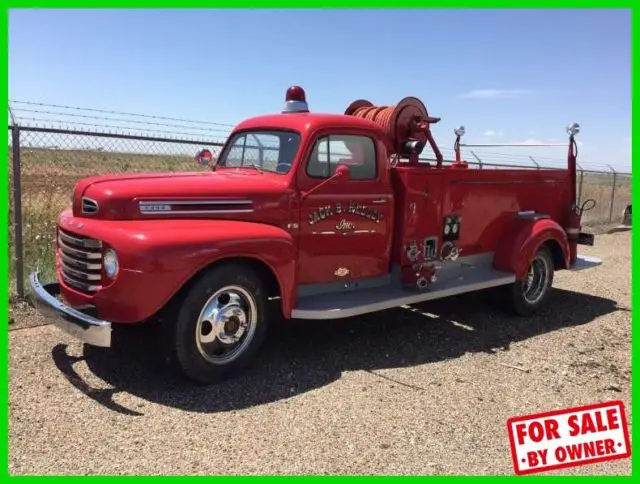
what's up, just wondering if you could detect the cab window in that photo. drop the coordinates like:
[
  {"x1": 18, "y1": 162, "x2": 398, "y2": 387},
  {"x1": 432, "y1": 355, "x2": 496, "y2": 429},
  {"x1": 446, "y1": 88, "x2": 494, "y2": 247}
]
[
  {"x1": 306, "y1": 134, "x2": 377, "y2": 180},
  {"x1": 218, "y1": 130, "x2": 300, "y2": 174}
]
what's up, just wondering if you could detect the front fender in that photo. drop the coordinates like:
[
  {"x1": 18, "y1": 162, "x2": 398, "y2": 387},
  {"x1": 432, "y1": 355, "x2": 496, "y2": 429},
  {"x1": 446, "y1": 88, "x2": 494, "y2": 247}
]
[
  {"x1": 493, "y1": 217, "x2": 570, "y2": 279},
  {"x1": 57, "y1": 211, "x2": 297, "y2": 322},
  {"x1": 132, "y1": 219, "x2": 297, "y2": 319}
]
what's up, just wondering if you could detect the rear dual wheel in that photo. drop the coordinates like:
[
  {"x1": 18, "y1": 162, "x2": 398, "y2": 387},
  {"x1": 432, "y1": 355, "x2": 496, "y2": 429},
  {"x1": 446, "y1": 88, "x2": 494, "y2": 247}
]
[
  {"x1": 501, "y1": 245, "x2": 555, "y2": 316},
  {"x1": 161, "y1": 263, "x2": 269, "y2": 384}
]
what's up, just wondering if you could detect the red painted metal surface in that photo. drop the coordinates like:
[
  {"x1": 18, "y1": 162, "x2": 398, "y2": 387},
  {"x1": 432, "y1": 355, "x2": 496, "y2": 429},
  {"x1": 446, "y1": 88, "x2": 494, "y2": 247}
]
[
  {"x1": 56, "y1": 209, "x2": 297, "y2": 322},
  {"x1": 493, "y1": 217, "x2": 571, "y2": 278},
  {"x1": 73, "y1": 170, "x2": 292, "y2": 222},
  {"x1": 52, "y1": 87, "x2": 583, "y2": 324},
  {"x1": 295, "y1": 140, "x2": 395, "y2": 284}
]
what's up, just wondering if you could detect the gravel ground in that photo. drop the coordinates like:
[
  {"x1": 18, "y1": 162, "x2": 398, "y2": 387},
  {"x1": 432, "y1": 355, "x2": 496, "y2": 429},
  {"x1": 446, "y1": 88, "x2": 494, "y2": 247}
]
[{"x1": 9, "y1": 229, "x2": 632, "y2": 476}]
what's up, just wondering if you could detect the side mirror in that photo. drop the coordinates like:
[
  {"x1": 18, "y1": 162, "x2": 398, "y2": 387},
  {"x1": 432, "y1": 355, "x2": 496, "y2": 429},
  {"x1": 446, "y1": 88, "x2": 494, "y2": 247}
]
[
  {"x1": 195, "y1": 148, "x2": 215, "y2": 166},
  {"x1": 301, "y1": 164, "x2": 351, "y2": 200}
]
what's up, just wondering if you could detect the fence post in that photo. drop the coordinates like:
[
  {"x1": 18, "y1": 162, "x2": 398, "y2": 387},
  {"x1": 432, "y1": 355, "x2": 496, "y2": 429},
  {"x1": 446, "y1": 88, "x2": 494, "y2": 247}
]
[
  {"x1": 11, "y1": 126, "x2": 25, "y2": 299},
  {"x1": 529, "y1": 156, "x2": 540, "y2": 169},
  {"x1": 469, "y1": 150, "x2": 483, "y2": 169},
  {"x1": 607, "y1": 165, "x2": 617, "y2": 223}
]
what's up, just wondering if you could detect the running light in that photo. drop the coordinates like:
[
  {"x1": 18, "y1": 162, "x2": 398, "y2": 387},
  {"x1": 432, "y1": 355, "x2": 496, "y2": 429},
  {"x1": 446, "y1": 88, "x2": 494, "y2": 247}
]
[{"x1": 566, "y1": 122, "x2": 580, "y2": 136}]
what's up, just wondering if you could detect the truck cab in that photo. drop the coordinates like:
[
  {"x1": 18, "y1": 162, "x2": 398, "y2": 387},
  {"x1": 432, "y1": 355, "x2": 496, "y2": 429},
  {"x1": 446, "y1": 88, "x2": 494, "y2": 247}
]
[{"x1": 30, "y1": 86, "x2": 602, "y2": 384}]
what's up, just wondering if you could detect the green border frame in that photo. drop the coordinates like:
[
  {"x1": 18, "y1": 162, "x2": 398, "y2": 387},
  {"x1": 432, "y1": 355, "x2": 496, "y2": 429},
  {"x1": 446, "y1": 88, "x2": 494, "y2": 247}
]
[{"x1": 1, "y1": 3, "x2": 636, "y2": 479}]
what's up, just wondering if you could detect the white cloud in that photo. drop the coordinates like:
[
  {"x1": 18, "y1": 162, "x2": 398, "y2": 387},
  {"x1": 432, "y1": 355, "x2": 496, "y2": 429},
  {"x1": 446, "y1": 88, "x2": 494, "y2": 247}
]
[
  {"x1": 484, "y1": 130, "x2": 504, "y2": 137},
  {"x1": 520, "y1": 139, "x2": 544, "y2": 145},
  {"x1": 511, "y1": 138, "x2": 584, "y2": 147},
  {"x1": 459, "y1": 89, "x2": 535, "y2": 100}
]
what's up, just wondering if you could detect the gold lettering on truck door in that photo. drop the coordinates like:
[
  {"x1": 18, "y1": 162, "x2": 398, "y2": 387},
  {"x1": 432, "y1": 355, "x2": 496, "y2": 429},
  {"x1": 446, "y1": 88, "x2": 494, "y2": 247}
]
[
  {"x1": 335, "y1": 219, "x2": 356, "y2": 233},
  {"x1": 307, "y1": 200, "x2": 383, "y2": 226}
]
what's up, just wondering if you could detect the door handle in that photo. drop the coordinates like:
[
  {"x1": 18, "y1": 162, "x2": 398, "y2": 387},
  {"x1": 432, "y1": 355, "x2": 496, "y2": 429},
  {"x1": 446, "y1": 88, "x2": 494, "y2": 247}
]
[{"x1": 372, "y1": 199, "x2": 387, "y2": 204}]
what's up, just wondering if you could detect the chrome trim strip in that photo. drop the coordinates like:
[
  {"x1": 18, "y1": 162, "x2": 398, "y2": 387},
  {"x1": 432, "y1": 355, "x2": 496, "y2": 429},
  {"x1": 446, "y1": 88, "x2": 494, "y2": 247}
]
[
  {"x1": 57, "y1": 238, "x2": 102, "y2": 260},
  {"x1": 140, "y1": 209, "x2": 254, "y2": 215},
  {"x1": 61, "y1": 272, "x2": 102, "y2": 292},
  {"x1": 58, "y1": 230, "x2": 103, "y2": 249},
  {"x1": 138, "y1": 199, "x2": 253, "y2": 206},
  {"x1": 138, "y1": 199, "x2": 255, "y2": 215},
  {"x1": 59, "y1": 262, "x2": 102, "y2": 281},
  {"x1": 29, "y1": 272, "x2": 111, "y2": 348},
  {"x1": 517, "y1": 211, "x2": 550, "y2": 220},
  {"x1": 59, "y1": 251, "x2": 102, "y2": 271}
]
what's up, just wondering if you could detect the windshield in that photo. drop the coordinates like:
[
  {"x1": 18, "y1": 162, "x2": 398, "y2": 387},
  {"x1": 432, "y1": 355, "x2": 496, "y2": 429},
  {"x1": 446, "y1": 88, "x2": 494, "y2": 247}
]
[{"x1": 216, "y1": 130, "x2": 301, "y2": 174}]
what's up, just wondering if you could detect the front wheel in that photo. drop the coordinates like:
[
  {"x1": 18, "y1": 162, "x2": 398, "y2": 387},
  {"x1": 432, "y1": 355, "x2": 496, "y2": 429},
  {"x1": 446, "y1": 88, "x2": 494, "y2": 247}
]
[
  {"x1": 161, "y1": 263, "x2": 270, "y2": 384},
  {"x1": 502, "y1": 245, "x2": 555, "y2": 316}
]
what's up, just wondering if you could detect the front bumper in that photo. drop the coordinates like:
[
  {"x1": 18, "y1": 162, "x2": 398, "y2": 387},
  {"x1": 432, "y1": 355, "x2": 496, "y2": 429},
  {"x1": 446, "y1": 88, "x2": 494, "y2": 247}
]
[{"x1": 29, "y1": 272, "x2": 112, "y2": 348}]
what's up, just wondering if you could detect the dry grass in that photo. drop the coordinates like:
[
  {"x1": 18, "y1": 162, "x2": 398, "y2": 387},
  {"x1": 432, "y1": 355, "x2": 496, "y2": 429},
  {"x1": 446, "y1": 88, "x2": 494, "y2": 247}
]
[
  {"x1": 7, "y1": 147, "x2": 632, "y2": 299},
  {"x1": 8, "y1": 146, "x2": 211, "y2": 293}
]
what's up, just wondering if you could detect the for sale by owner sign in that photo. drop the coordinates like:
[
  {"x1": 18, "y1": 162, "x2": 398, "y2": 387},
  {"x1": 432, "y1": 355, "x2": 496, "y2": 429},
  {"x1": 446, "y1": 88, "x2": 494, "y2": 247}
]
[{"x1": 507, "y1": 400, "x2": 630, "y2": 475}]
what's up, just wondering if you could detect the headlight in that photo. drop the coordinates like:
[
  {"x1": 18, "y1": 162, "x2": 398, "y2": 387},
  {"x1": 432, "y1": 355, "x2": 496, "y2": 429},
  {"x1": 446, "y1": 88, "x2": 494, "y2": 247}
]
[{"x1": 103, "y1": 249, "x2": 119, "y2": 278}]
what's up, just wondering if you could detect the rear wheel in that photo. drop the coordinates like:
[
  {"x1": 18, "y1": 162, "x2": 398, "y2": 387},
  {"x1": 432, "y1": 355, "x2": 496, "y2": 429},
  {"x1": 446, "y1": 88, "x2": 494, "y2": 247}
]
[
  {"x1": 161, "y1": 263, "x2": 269, "y2": 384},
  {"x1": 502, "y1": 245, "x2": 555, "y2": 316}
]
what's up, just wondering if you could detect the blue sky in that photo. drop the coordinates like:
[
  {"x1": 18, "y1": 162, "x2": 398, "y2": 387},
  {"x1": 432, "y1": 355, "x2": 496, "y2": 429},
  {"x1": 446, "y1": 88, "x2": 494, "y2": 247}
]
[{"x1": 8, "y1": 8, "x2": 632, "y2": 171}]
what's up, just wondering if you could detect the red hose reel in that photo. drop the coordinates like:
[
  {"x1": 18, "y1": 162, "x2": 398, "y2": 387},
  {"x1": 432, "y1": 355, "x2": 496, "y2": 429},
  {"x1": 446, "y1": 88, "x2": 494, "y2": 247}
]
[{"x1": 344, "y1": 96, "x2": 444, "y2": 165}]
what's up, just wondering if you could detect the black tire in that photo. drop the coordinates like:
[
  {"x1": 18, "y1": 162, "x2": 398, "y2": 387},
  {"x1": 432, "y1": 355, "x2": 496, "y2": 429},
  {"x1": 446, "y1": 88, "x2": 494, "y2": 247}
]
[
  {"x1": 501, "y1": 244, "x2": 555, "y2": 317},
  {"x1": 160, "y1": 263, "x2": 269, "y2": 384}
]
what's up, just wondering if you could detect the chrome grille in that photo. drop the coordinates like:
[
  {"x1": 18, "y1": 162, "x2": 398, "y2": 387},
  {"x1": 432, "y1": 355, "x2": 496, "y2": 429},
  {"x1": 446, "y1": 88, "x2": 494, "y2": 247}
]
[
  {"x1": 81, "y1": 197, "x2": 99, "y2": 214},
  {"x1": 57, "y1": 229, "x2": 103, "y2": 293}
]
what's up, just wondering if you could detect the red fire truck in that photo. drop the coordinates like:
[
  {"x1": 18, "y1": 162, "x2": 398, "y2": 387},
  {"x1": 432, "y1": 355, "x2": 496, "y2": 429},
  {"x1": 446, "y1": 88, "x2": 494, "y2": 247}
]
[{"x1": 30, "y1": 86, "x2": 601, "y2": 384}]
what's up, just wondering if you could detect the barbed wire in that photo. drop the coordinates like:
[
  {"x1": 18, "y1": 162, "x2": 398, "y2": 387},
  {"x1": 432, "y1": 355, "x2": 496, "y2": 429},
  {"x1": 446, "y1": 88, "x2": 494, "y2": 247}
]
[
  {"x1": 11, "y1": 108, "x2": 232, "y2": 135},
  {"x1": 9, "y1": 99, "x2": 236, "y2": 127},
  {"x1": 12, "y1": 116, "x2": 229, "y2": 142},
  {"x1": 7, "y1": 100, "x2": 631, "y2": 173}
]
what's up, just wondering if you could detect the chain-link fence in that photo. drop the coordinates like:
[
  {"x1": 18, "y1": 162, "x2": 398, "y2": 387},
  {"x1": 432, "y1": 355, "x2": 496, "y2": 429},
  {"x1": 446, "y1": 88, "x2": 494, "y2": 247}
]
[
  {"x1": 8, "y1": 126, "x2": 224, "y2": 299},
  {"x1": 578, "y1": 170, "x2": 632, "y2": 226},
  {"x1": 7, "y1": 125, "x2": 632, "y2": 300}
]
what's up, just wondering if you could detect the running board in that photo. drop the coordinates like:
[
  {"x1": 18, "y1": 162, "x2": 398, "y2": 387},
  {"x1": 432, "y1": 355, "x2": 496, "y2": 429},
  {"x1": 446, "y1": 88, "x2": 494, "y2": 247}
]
[
  {"x1": 569, "y1": 255, "x2": 603, "y2": 272},
  {"x1": 291, "y1": 269, "x2": 515, "y2": 320}
]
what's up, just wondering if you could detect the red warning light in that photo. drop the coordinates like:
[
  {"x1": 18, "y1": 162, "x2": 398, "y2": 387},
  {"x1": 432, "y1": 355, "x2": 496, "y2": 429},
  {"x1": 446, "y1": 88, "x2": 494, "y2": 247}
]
[{"x1": 285, "y1": 85, "x2": 306, "y2": 103}]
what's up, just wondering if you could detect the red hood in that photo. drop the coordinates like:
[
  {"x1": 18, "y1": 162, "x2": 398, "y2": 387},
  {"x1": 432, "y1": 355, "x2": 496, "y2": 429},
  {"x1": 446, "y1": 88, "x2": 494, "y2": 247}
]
[{"x1": 71, "y1": 169, "x2": 293, "y2": 221}]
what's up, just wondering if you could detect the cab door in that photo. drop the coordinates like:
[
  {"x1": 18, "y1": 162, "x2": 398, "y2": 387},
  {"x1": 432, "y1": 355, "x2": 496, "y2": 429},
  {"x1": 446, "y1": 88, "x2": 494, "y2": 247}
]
[{"x1": 296, "y1": 131, "x2": 394, "y2": 285}]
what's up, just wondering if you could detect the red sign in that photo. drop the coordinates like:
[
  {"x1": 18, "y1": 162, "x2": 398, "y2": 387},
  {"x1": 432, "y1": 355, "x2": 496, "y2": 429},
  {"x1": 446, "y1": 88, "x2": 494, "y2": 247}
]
[{"x1": 507, "y1": 400, "x2": 631, "y2": 475}]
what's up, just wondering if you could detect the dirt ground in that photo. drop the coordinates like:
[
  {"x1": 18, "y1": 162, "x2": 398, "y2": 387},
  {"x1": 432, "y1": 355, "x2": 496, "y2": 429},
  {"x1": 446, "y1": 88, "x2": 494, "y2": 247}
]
[{"x1": 8, "y1": 229, "x2": 632, "y2": 476}]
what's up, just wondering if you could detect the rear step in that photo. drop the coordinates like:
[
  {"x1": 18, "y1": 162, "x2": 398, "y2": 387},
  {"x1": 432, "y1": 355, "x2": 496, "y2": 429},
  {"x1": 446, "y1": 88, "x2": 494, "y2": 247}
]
[
  {"x1": 291, "y1": 268, "x2": 515, "y2": 320},
  {"x1": 569, "y1": 255, "x2": 603, "y2": 272}
]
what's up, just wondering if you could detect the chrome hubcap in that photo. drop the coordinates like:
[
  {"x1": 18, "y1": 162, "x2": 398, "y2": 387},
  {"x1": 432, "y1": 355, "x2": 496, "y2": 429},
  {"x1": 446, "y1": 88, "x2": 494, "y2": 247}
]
[
  {"x1": 523, "y1": 254, "x2": 551, "y2": 304},
  {"x1": 195, "y1": 286, "x2": 257, "y2": 364}
]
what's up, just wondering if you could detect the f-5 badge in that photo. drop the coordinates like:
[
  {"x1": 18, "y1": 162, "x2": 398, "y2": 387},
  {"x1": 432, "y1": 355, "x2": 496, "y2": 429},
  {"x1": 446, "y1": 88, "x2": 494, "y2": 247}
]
[{"x1": 334, "y1": 267, "x2": 350, "y2": 277}]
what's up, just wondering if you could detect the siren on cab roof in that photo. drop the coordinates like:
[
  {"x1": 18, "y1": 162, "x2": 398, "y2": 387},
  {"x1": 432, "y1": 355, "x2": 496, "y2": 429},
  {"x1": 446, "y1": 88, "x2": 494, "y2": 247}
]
[{"x1": 282, "y1": 85, "x2": 309, "y2": 114}]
